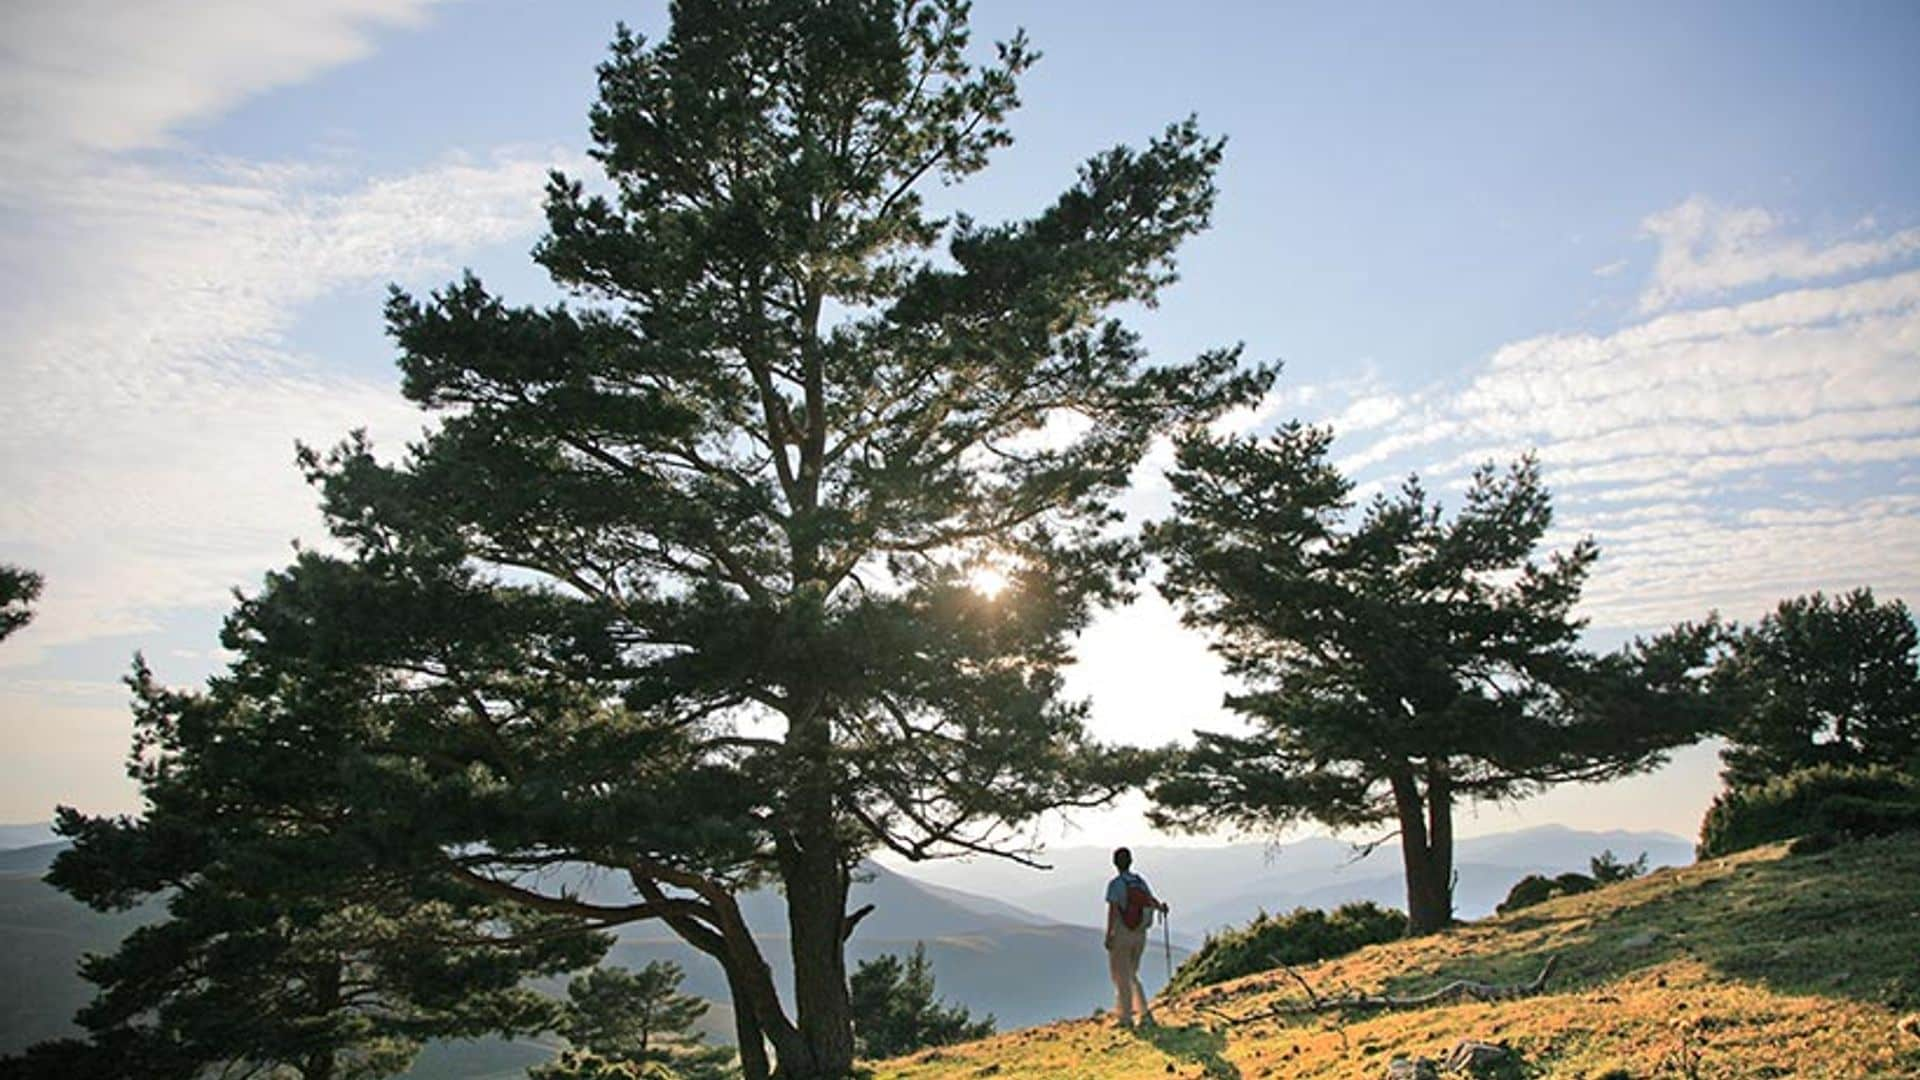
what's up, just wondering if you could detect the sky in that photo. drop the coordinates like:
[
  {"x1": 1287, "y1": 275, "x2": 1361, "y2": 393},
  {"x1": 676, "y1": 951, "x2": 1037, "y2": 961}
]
[{"x1": 2, "y1": 1, "x2": 1917, "y2": 851}]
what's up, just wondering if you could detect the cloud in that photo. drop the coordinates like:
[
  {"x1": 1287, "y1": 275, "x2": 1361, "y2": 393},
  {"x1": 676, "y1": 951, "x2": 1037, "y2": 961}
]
[
  {"x1": 1450, "y1": 272, "x2": 1920, "y2": 481},
  {"x1": 1323, "y1": 207, "x2": 1920, "y2": 630},
  {"x1": 0, "y1": 148, "x2": 577, "y2": 664},
  {"x1": 1572, "y1": 495, "x2": 1920, "y2": 630},
  {"x1": 1638, "y1": 195, "x2": 1920, "y2": 312},
  {"x1": 0, "y1": 0, "x2": 580, "y2": 666},
  {"x1": 0, "y1": 0, "x2": 450, "y2": 166}
]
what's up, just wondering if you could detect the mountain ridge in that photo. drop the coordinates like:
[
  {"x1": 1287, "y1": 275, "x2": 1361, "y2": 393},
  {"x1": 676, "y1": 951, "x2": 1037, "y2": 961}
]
[{"x1": 887, "y1": 825, "x2": 1694, "y2": 931}]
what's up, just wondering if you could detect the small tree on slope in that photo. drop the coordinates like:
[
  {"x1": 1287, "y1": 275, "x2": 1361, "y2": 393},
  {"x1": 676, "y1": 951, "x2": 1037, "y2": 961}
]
[
  {"x1": 849, "y1": 944, "x2": 992, "y2": 1060},
  {"x1": 1712, "y1": 588, "x2": 1920, "y2": 787},
  {"x1": 1144, "y1": 424, "x2": 1714, "y2": 934},
  {"x1": 532, "y1": 963, "x2": 736, "y2": 1080}
]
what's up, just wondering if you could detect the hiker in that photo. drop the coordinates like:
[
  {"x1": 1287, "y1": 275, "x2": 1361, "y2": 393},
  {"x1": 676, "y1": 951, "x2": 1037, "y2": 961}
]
[{"x1": 1103, "y1": 846, "x2": 1168, "y2": 1027}]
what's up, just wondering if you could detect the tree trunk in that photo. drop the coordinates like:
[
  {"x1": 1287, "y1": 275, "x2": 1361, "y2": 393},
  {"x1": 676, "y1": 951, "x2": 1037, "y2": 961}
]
[
  {"x1": 301, "y1": 959, "x2": 341, "y2": 1080},
  {"x1": 722, "y1": 959, "x2": 773, "y2": 1080},
  {"x1": 628, "y1": 867, "x2": 792, "y2": 1080},
  {"x1": 1391, "y1": 764, "x2": 1455, "y2": 935},
  {"x1": 776, "y1": 698, "x2": 856, "y2": 1079},
  {"x1": 781, "y1": 843, "x2": 854, "y2": 1077},
  {"x1": 1423, "y1": 760, "x2": 1454, "y2": 927}
]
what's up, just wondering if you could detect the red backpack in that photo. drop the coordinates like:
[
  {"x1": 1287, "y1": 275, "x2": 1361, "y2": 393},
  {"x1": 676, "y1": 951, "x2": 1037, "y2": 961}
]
[{"x1": 1118, "y1": 875, "x2": 1155, "y2": 930}]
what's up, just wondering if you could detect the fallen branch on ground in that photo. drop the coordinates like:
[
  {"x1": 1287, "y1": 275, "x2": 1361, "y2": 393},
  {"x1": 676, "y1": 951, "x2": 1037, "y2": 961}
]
[{"x1": 1209, "y1": 956, "x2": 1559, "y2": 1025}]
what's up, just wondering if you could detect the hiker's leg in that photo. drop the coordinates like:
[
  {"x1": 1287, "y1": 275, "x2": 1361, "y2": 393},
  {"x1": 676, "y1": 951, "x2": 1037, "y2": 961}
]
[
  {"x1": 1107, "y1": 940, "x2": 1134, "y2": 1025},
  {"x1": 1126, "y1": 934, "x2": 1153, "y2": 1024}
]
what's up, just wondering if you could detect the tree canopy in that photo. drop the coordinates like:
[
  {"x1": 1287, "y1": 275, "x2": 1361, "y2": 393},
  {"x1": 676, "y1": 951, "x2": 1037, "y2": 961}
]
[
  {"x1": 45, "y1": 2, "x2": 1267, "y2": 1077},
  {"x1": 12, "y1": 659, "x2": 596, "y2": 1080},
  {"x1": 1144, "y1": 424, "x2": 1713, "y2": 933},
  {"x1": 1712, "y1": 588, "x2": 1919, "y2": 787}
]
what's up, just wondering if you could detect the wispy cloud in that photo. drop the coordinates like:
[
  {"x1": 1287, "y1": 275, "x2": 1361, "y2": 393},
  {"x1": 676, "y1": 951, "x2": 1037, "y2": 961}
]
[
  {"x1": 0, "y1": 0, "x2": 577, "y2": 666},
  {"x1": 0, "y1": 150, "x2": 575, "y2": 663},
  {"x1": 0, "y1": 0, "x2": 450, "y2": 166},
  {"x1": 1326, "y1": 203, "x2": 1920, "y2": 629},
  {"x1": 1638, "y1": 195, "x2": 1920, "y2": 313},
  {"x1": 1573, "y1": 494, "x2": 1920, "y2": 629}
]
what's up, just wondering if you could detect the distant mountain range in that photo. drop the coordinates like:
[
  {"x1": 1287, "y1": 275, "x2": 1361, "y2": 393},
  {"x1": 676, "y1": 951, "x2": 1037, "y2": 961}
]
[
  {"x1": 0, "y1": 855, "x2": 165, "y2": 1065},
  {"x1": 0, "y1": 842, "x2": 69, "y2": 876},
  {"x1": 0, "y1": 822, "x2": 1689, "y2": 1076},
  {"x1": 885, "y1": 824, "x2": 1696, "y2": 932},
  {"x1": 0, "y1": 824, "x2": 57, "y2": 851},
  {"x1": 0, "y1": 836, "x2": 1175, "y2": 1076}
]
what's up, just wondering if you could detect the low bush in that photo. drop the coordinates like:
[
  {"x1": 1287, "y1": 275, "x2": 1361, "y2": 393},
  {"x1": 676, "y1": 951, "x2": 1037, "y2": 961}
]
[
  {"x1": 1166, "y1": 901, "x2": 1406, "y2": 994},
  {"x1": 1815, "y1": 793, "x2": 1920, "y2": 836},
  {"x1": 1497, "y1": 850, "x2": 1649, "y2": 915},
  {"x1": 1496, "y1": 871, "x2": 1597, "y2": 915},
  {"x1": 1496, "y1": 874, "x2": 1557, "y2": 915},
  {"x1": 1697, "y1": 764, "x2": 1920, "y2": 859}
]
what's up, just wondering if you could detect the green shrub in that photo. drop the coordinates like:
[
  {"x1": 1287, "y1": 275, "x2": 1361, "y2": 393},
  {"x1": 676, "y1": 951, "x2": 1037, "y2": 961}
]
[
  {"x1": 1496, "y1": 871, "x2": 1597, "y2": 916},
  {"x1": 1787, "y1": 831, "x2": 1838, "y2": 857},
  {"x1": 1495, "y1": 874, "x2": 1557, "y2": 915},
  {"x1": 1552, "y1": 871, "x2": 1598, "y2": 895},
  {"x1": 1815, "y1": 793, "x2": 1920, "y2": 837},
  {"x1": 1166, "y1": 901, "x2": 1406, "y2": 994},
  {"x1": 1697, "y1": 764, "x2": 1920, "y2": 859}
]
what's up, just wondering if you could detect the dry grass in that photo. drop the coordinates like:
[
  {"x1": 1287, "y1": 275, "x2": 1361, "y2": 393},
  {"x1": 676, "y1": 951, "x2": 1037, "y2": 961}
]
[{"x1": 873, "y1": 833, "x2": 1920, "y2": 1079}]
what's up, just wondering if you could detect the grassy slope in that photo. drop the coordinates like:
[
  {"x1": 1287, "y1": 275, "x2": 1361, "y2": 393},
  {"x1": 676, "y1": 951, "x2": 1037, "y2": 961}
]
[{"x1": 875, "y1": 834, "x2": 1920, "y2": 1079}]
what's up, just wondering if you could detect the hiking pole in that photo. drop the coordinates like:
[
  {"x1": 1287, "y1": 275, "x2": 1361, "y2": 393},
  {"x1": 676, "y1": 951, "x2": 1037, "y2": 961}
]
[{"x1": 1162, "y1": 908, "x2": 1172, "y2": 985}]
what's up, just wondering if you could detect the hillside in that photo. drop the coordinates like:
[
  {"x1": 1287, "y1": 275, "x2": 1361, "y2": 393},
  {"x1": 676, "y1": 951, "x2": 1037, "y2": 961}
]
[
  {"x1": 875, "y1": 833, "x2": 1920, "y2": 1079},
  {"x1": 0, "y1": 824, "x2": 1687, "y2": 1069},
  {"x1": 0, "y1": 843, "x2": 66, "y2": 876},
  {"x1": 0, "y1": 827, "x2": 57, "y2": 853}
]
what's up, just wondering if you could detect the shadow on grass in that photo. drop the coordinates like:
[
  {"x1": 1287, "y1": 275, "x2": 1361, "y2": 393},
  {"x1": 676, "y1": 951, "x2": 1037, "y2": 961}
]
[
  {"x1": 1132, "y1": 1022, "x2": 1241, "y2": 1080},
  {"x1": 1375, "y1": 832, "x2": 1920, "y2": 1010}
]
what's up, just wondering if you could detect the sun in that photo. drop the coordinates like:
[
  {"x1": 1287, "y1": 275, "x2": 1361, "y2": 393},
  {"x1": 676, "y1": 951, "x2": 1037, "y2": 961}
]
[{"x1": 966, "y1": 564, "x2": 1011, "y2": 599}]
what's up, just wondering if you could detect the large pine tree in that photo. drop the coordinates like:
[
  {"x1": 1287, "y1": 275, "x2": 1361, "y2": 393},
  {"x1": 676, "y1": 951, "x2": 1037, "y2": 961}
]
[
  {"x1": 100, "y1": 3, "x2": 1265, "y2": 1077},
  {"x1": 1145, "y1": 424, "x2": 1714, "y2": 933}
]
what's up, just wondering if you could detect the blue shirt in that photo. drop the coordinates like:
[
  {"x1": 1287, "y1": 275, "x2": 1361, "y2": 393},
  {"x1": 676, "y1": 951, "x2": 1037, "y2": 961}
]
[{"x1": 1106, "y1": 871, "x2": 1154, "y2": 927}]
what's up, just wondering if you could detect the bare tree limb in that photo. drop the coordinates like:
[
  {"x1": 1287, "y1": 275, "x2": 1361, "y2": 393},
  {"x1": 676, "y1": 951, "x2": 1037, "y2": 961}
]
[
  {"x1": 841, "y1": 903, "x2": 875, "y2": 942},
  {"x1": 1211, "y1": 956, "x2": 1559, "y2": 1025}
]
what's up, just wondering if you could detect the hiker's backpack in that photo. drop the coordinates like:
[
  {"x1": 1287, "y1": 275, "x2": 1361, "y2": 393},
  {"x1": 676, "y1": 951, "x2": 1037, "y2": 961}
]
[{"x1": 1119, "y1": 875, "x2": 1155, "y2": 930}]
